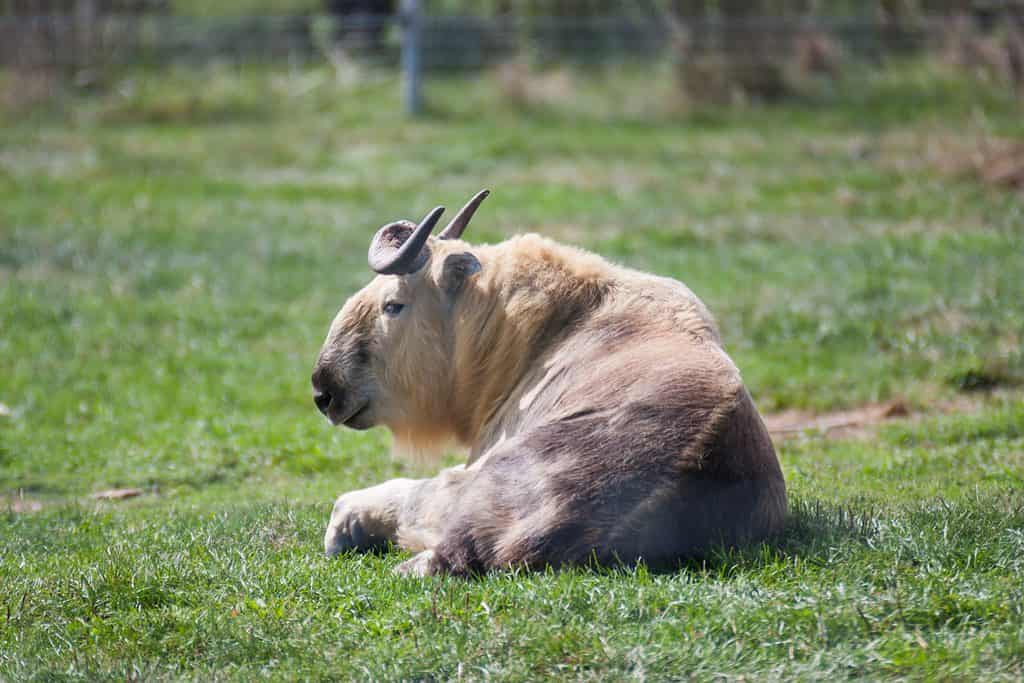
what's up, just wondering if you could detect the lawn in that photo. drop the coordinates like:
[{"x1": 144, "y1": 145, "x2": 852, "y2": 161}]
[{"x1": 2, "y1": 61, "x2": 1023, "y2": 680}]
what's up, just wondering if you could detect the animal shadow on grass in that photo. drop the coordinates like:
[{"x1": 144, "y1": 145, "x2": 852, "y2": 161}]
[
  {"x1": 511, "y1": 497, "x2": 878, "y2": 579},
  {"x1": 660, "y1": 497, "x2": 878, "y2": 577},
  {"x1": 362, "y1": 498, "x2": 878, "y2": 579}
]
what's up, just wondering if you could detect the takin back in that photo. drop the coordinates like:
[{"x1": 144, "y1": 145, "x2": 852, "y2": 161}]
[{"x1": 312, "y1": 190, "x2": 786, "y2": 577}]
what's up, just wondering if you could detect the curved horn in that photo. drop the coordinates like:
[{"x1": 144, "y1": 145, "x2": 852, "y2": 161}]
[
  {"x1": 438, "y1": 189, "x2": 490, "y2": 241},
  {"x1": 368, "y1": 205, "x2": 446, "y2": 275}
]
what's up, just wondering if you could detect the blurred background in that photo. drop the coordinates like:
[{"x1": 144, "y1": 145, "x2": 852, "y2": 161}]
[{"x1": 4, "y1": 0, "x2": 1024, "y2": 115}]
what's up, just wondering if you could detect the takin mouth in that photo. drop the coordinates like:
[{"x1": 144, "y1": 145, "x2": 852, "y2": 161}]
[{"x1": 340, "y1": 403, "x2": 371, "y2": 429}]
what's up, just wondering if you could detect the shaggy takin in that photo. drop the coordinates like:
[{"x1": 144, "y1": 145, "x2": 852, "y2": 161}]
[{"x1": 312, "y1": 190, "x2": 786, "y2": 576}]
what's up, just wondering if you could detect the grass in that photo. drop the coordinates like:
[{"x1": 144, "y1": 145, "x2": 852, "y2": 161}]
[
  {"x1": 2, "y1": 60, "x2": 1023, "y2": 679},
  {"x1": 167, "y1": 0, "x2": 319, "y2": 17}
]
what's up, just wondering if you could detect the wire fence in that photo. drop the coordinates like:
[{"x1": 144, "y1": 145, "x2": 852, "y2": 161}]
[
  {"x1": 2, "y1": 5, "x2": 1022, "y2": 106},
  {"x1": 0, "y1": 12, "x2": 969, "y2": 68}
]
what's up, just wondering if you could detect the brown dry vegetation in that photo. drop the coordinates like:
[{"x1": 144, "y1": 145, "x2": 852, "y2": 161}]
[
  {"x1": 932, "y1": 135, "x2": 1024, "y2": 193},
  {"x1": 877, "y1": 126, "x2": 1024, "y2": 195},
  {"x1": 494, "y1": 59, "x2": 577, "y2": 110},
  {"x1": 942, "y1": 14, "x2": 1024, "y2": 90}
]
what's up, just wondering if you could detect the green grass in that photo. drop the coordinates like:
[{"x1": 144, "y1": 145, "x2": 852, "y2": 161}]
[
  {"x1": 2, "y1": 61, "x2": 1023, "y2": 680},
  {"x1": 167, "y1": 0, "x2": 319, "y2": 17}
]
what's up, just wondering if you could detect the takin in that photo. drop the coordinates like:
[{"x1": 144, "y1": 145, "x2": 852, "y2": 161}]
[{"x1": 312, "y1": 190, "x2": 786, "y2": 576}]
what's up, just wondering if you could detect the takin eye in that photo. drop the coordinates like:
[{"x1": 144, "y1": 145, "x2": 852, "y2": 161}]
[{"x1": 382, "y1": 301, "x2": 405, "y2": 317}]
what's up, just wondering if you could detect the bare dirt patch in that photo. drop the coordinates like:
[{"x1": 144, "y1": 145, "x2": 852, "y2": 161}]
[
  {"x1": 765, "y1": 400, "x2": 911, "y2": 440},
  {"x1": 765, "y1": 390, "x2": 1020, "y2": 441},
  {"x1": 90, "y1": 488, "x2": 144, "y2": 501}
]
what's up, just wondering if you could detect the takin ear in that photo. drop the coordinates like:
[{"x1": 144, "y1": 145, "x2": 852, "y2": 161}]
[{"x1": 439, "y1": 252, "x2": 482, "y2": 296}]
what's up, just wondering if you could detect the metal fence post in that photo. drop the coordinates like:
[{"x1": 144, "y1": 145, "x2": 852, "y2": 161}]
[{"x1": 401, "y1": 0, "x2": 422, "y2": 117}]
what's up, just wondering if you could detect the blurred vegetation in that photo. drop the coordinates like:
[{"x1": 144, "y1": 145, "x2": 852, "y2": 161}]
[
  {"x1": 6, "y1": 0, "x2": 1023, "y2": 108},
  {"x1": 4, "y1": 0, "x2": 1001, "y2": 17},
  {"x1": 157, "y1": 0, "x2": 1017, "y2": 18}
]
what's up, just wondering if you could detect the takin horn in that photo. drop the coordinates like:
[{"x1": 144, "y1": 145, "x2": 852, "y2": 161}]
[
  {"x1": 367, "y1": 205, "x2": 446, "y2": 275},
  {"x1": 438, "y1": 189, "x2": 490, "y2": 241}
]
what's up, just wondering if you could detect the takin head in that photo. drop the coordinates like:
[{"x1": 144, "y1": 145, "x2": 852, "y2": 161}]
[{"x1": 310, "y1": 190, "x2": 491, "y2": 453}]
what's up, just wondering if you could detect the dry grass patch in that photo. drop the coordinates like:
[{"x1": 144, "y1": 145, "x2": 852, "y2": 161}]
[
  {"x1": 494, "y1": 60, "x2": 577, "y2": 110},
  {"x1": 934, "y1": 135, "x2": 1024, "y2": 193},
  {"x1": 2, "y1": 496, "x2": 43, "y2": 514},
  {"x1": 882, "y1": 128, "x2": 1024, "y2": 194}
]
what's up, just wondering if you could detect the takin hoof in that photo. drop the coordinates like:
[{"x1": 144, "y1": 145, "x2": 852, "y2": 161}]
[
  {"x1": 393, "y1": 550, "x2": 440, "y2": 577},
  {"x1": 323, "y1": 496, "x2": 388, "y2": 557}
]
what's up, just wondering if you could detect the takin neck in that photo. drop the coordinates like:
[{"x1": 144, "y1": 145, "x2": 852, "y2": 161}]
[{"x1": 446, "y1": 234, "x2": 612, "y2": 447}]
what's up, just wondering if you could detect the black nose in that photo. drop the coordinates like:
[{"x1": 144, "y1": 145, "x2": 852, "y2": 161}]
[
  {"x1": 311, "y1": 366, "x2": 343, "y2": 417},
  {"x1": 313, "y1": 390, "x2": 333, "y2": 416}
]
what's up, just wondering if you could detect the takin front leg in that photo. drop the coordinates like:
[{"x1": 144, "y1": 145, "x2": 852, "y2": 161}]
[
  {"x1": 323, "y1": 478, "x2": 420, "y2": 556},
  {"x1": 323, "y1": 465, "x2": 473, "y2": 561}
]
